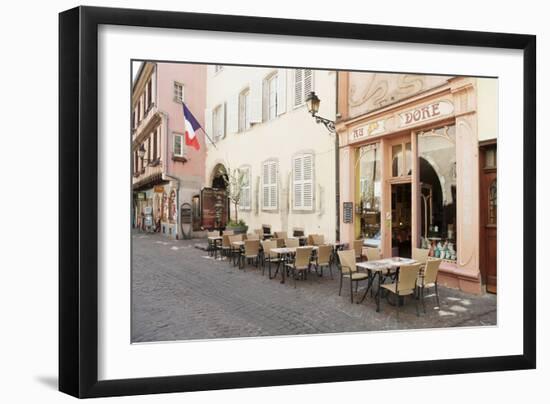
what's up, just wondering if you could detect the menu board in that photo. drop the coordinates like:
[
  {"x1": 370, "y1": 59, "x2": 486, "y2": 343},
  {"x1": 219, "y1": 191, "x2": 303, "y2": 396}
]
[
  {"x1": 200, "y1": 188, "x2": 228, "y2": 230},
  {"x1": 343, "y1": 202, "x2": 354, "y2": 224}
]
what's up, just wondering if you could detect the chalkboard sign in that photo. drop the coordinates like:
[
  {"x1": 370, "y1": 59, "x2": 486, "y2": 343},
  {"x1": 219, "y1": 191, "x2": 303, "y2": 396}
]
[
  {"x1": 343, "y1": 202, "x2": 353, "y2": 224},
  {"x1": 180, "y1": 203, "x2": 192, "y2": 224}
]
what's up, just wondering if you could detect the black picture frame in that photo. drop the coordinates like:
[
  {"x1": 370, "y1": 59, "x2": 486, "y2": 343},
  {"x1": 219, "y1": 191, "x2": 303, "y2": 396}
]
[{"x1": 59, "y1": 6, "x2": 536, "y2": 398}]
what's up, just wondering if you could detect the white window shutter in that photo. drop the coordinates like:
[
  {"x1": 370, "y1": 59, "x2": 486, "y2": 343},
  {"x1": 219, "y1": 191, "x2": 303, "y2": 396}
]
[
  {"x1": 276, "y1": 70, "x2": 286, "y2": 115},
  {"x1": 293, "y1": 156, "x2": 303, "y2": 209},
  {"x1": 262, "y1": 163, "x2": 269, "y2": 209},
  {"x1": 250, "y1": 80, "x2": 263, "y2": 123},
  {"x1": 303, "y1": 154, "x2": 313, "y2": 209},
  {"x1": 222, "y1": 103, "x2": 227, "y2": 138},
  {"x1": 294, "y1": 69, "x2": 303, "y2": 106},
  {"x1": 270, "y1": 162, "x2": 278, "y2": 209},
  {"x1": 227, "y1": 94, "x2": 239, "y2": 134},
  {"x1": 204, "y1": 108, "x2": 212, "y2": 142},
  {"x1": 304, "y1": 70, "x2": 313, "y2": 100}
]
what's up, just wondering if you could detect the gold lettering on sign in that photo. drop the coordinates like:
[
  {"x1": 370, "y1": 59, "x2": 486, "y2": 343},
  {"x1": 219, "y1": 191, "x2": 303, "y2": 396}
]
[
  {"x1": 399, "y1": 100, "x2": 453, "y2": 127},
  {"x1": 349, "y1": 119, "x2": 386, "y2": 144}
]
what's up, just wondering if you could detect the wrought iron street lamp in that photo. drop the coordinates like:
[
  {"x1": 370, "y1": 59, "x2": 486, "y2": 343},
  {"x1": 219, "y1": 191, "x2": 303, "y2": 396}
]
[
  {"x1": 306, "y1": 91, "x2": 336, "y2": 133},
  {"x1": 305, "y1": 91, "x2": 340, "y2": 241},
  {"x1": 137, "y1": 143, "x2": 149, "y2": 163}
]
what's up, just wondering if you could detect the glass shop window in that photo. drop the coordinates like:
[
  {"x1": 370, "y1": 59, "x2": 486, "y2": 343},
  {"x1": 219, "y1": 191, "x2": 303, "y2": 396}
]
[
  {"x1": 358, "y1": 143, "x2": 381, "y2": 248},
  {"x1": 392, "y1": 141, "x2": 412, "y2": 177},
  {"x1": 418, "y1": 125, "x2": 457, "y2": 262}
]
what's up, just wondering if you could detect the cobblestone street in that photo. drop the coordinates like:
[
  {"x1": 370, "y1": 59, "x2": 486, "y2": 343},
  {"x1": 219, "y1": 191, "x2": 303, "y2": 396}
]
[{"x1": 131, "y1": 231, "x2": 497, "y2": 342}]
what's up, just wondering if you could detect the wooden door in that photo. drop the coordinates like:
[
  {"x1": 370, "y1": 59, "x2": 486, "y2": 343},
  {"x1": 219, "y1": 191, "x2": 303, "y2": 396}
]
[{"x1": 480, "y1": 144, "x2": 497, "y2": 293}]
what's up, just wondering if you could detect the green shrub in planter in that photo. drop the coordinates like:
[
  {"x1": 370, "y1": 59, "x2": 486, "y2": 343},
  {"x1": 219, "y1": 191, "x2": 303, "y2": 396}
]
[{"x1": 226, "y1": 219, "x2": 248, "y2": 234}]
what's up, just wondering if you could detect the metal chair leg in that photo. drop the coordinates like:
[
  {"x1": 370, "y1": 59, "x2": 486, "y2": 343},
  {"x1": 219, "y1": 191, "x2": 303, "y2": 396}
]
[
  {"x1": 422, "y1": 286, "x2": 426, "y2": 313},
  {"x1": 338, "y1": 274, "x2": 343, "y2": 296},
  {"x1": 350, "y1": 278, "x2": 354, "y2": 303},
  {"x1": 435, "y1": 283, "x2": 440, "y2": 307}
]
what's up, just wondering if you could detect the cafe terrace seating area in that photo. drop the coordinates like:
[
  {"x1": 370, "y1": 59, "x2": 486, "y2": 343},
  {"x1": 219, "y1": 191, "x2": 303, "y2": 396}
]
[{"x1": 206, "y1": 227, "x2": 443, "y2": 315}]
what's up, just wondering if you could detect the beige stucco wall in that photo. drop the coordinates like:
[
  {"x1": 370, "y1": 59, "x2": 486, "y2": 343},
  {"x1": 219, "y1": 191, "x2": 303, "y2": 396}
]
[
  {"x1": 476, "y1": 78, "x2": 499, "y2": 141},
  {"x1": 205, "y1": 66, "x2": 337, "y2": 241}
]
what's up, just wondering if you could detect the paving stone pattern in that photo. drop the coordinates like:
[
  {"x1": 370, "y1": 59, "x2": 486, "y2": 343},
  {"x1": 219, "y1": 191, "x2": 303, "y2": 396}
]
[{"x1": 132, "y1": 232, "x2": 497, "y2": 342}]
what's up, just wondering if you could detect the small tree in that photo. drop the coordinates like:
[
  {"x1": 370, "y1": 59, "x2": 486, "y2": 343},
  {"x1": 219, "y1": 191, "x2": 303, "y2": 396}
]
[{"x1": 219, "y1": 164, "x2": 246, "y2": 223}]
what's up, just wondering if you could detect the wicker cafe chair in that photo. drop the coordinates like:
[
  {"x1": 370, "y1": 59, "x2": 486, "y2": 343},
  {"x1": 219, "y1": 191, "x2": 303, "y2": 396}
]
[
  {"x1": 337, "y1": 249, "x2": 369, "y2": 303},
  {"x1": 229, "y1": 234, "x2": 243, "y2": 266},
  {"x1": 412, "y1": 247, "x2": 430, "y2": 294},
  {"x1": 416, "y1": 258, "x2": 442, "y2": 312},
  {"x1": 253, "y1": 229, "x2": 264, "y2": 240},
  {"x1": 285, "y1": 238, "x2": 300, "y2": 248},
  {"x1": 239, "y1": 239, "x2": 260, "y2": 270},
  {"x1": 380, "y1": 263, "x2": 421, "y2": 316},
  {"x1": 285, "y1": 247, "x2": 313, "y2": 288},
  {"x1": 207, "y1": 230, "x2": 220, "y2": 257},
  {"x1": 312, "y1": 234, "x2": 325, "y2": 246},
  {"x1": 412, "y1": 247, "x2": 430, "y2": 265},
  {"x1": 246, "y1": 232, "x2": 260, "y2": 240},
  {"x1": 312, "y1": 244, "x2": 333, "y2": 279},
  {"x1": 271, "y1": 238, "x2": 285, "y2": 248},
  {"x1": 261, "y1": 239, "x2": 282, "y2": 278},
  {"x1": 220, "y1": 234, "x2": 232, "y2": 259},
  {"x1": 223, "y1": 230, "x2": 234, "y2": 236},
  {"x1": 353, "y1": 240, "x2": 364, "y2": 262},
  {"x1": 274, "y1": 231, "x2": 287, "y2": 239}
]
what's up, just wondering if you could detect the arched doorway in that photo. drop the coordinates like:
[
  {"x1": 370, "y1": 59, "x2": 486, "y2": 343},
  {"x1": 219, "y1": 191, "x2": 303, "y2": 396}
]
[{"x1": 211, "y1": 163, "x2": 228, "y2": 189}]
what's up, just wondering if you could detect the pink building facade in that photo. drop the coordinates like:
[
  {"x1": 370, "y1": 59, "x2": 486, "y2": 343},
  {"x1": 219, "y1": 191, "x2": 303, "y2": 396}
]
[{"x1": 132, "y1": 62, "x2": 207, "y2": 238}]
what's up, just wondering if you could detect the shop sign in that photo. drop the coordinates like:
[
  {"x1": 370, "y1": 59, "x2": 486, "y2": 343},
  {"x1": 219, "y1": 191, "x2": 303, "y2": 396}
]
[
  {"x1": 343, "y1": 202, "x2": 354, "y2": 224},
  {"x1": 154, "y1": 185, "x2": 164, "y2": 193},
  {"x1": 348, "y1": 119, "x2": 386, "y2": 144},
  {"x1": 399, "y1": 100, "x2": 454, "y2": 127}
]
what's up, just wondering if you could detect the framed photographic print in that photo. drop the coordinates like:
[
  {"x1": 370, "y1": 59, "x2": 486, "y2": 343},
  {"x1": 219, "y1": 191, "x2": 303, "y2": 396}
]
[{"x1": 59, "y1": 6, "x2": 536, "y2": 398}]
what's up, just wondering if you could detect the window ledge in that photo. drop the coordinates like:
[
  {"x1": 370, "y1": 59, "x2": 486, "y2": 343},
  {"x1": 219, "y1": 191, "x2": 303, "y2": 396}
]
[{"x1": 172, "y1": 155, "x2": 188, "y2": 163}]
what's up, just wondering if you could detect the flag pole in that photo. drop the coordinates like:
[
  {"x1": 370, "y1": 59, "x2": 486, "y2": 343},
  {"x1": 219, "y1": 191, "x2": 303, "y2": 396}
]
[
  {"x1": 183, "y1": 102, "x2": 217, "y2": 149},
  {"x1": 200, "y1": 128, "x2": 217, "y2": 149}
]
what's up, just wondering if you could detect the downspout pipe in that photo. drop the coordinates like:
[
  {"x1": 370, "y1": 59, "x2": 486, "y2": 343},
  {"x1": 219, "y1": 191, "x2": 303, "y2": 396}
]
[{"x1": 160, "y1": 111, "x2": 182, "y2": 239}]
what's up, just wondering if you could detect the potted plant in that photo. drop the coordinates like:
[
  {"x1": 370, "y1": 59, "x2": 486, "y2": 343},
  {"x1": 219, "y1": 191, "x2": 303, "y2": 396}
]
[
  {"x1": 226, "y1": 219, "x2": 248, "y2": 234},
  {"x1": 220, "y1": 164, "x2": 248, "y2": 234}
]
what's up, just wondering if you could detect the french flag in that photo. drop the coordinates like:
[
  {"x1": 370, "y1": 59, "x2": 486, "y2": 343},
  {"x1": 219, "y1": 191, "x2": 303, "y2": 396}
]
[{"x1": 183, "y1": 103, "x2": 201, "y2": 151}]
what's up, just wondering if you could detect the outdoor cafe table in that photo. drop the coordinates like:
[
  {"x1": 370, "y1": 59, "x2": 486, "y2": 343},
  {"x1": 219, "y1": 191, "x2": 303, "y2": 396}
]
[
  {"x1": 356, "y1": 257, "x2": 417, "y2": 312},
  {"x1": 270, "y1": 246, "x2": 318, "y2": 284},
  {"x1": 207, "y1": 236, "x2": 222, "y2": 258}
]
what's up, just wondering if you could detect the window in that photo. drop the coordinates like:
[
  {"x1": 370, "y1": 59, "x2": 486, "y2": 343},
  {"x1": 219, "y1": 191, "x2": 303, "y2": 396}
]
[
  {"x1": 239, "y1": 167, "x2": 251, "y2": 210},
  {"x1": 293, "y1": 154, "x2": 314, "y2": 210},
  {"x1": 147, "y1": 136, "x2": 151, "y2": 164},
  {"x1": 146, "y1": 79, "x2": 152, "y2": 109},
  {"x1": 239, "y1": 89, "x2": 251, "y2": 132},
  {"x1": 267, "y1": 74, "x2": 278, "y2": 121},
  {"x1": 294, "y1": 69, "x2": 313, "y2": 106},
  {"x1": 488, "y1": 180, "x2": 497, "y2": 225},
  {"x1": 173, "y1": 133, "x2": 185, "y2": 157},
  {"x1": 358, "y1": 144, "x2": 381, "y2": 242},
  {"x1": 418, "y1": 125, "x2": 457, "y2": 261},
  {"x1": 391, "y1": 141, "x2": 412, "y2": 177},
  {"x1": 173, "y1": 82, "x2": 184, "y2": 103},
  {"x1": 137, "y1": 100, "x2": 141, "y2": 123},
  {"x1": 262, "y1": 160, "x2": 278, "y2": 210},
  {"x1": 212, "y1": 104, "x2": 225, "y2": 141},
  {"x1": 152, "y1": 128, "x2": 158, "y2": 161}
]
